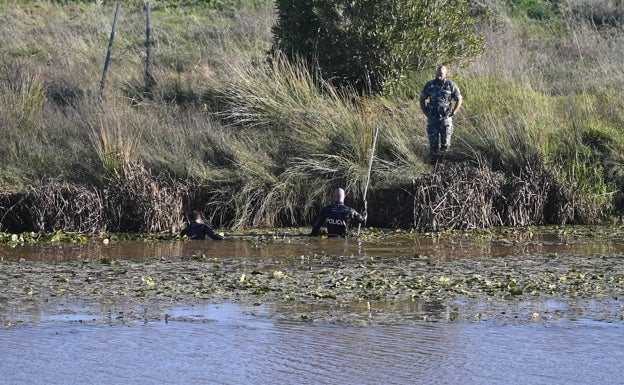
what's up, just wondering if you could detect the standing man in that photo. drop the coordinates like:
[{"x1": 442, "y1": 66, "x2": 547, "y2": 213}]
[
  {"x1": 310, "y1": 188, "x2": 367, "y2": 238},
  {"x1": 181, "y1": 211, "x2": 226, "y2": 240},
  {"x1": 419, "y1": 65, "x2": 463, "y2": 163}
]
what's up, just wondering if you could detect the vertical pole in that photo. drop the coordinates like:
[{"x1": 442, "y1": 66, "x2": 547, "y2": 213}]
[
  {"x1": 145, "y1": 2, "x2": 155, "y2": 94},
  {"x1": 99, "y1": 3, "x2": 121, "y2": 101},
  {"x1": 358, "y1": 126, "x2": 380, "y2": 235}
]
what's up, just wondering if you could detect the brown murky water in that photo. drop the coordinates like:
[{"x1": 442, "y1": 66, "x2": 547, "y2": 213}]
[
  {"x1": 3, "y1": 229, "x2": 624, "y2": 263},
  {"x1": 1, "y1": 229, "x2": 624, "y2": 384}
]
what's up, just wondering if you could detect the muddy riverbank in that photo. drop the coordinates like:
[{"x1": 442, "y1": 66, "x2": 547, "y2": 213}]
[{"x1": 1, "y1": 228, "x2": 624, "y2": 326}]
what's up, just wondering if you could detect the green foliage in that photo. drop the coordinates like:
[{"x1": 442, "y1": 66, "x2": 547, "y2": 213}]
[
  {"x1": 3, "y1": 1, "x2": 624, "y2": 229},
  {"x1": 507, "y1": 0, "x2": 560, "y2": 21},
  {"x1": 545, "y1": 91, "x2": 624, "y2": 217},
  {"x1": 455, "y1": 76, "x2": 554, "y2": 172},
  {"x1": 457, "y1": 75, "x2": 623, "y2": 219},
  {"x1": 271, "y1": 0, "x2": 484, "y2": 94}
]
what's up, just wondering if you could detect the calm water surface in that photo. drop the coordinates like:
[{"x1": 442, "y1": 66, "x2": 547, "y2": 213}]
[
  {"x1": 2, "y1": 231, "x2": 624, "y2": 384},
  {"x1": 1, "y1": 303, "x2": 623, "y2": 385},
  {"x1": 3, "y1": 229, "x2": 624, "y2": 262}
]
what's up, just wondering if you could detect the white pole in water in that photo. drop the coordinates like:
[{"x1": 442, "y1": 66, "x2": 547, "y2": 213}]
[{"x1": 358, "y1": 126, "x2": 380, "y2": 235}]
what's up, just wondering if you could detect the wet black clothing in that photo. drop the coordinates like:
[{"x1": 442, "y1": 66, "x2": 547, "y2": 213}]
[
  {"x1": 310, "y1": 203, "x2": 366, "y2": 237},
  {"x1": 181, "y1": 221, "x2": 225, "y2": 240}
]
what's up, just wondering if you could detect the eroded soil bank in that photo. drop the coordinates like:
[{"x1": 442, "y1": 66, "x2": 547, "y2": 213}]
[{"x1": 2, "y1": 228, "x2": 624, "y2": 326}]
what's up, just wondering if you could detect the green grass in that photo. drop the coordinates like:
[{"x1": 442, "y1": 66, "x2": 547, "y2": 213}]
[{"x1": 1, "y1": 0, "x2": 624, "y2": 229}]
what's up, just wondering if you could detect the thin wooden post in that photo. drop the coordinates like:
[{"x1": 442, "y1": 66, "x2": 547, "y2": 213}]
[
  {"x1": 99, "y1": 3, "x2": 121, "y2": 101},
  {"x1": 145, "y1": 2, "x2": 155, "y2": 94}
]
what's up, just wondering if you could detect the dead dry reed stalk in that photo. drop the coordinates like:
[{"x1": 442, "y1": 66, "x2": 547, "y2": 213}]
[
  {"x1": 1, "y1": 181, "x2": 105, "y2": 233},
  {"x1": 0, "y1": 163, "x2": 185, "y2": 234},
  {"x1": 105, "y1": 162, "x2": 184, "y2": 233},
  {"x1": 413, "y1": 161, "x2": 580, "y2": 232}
]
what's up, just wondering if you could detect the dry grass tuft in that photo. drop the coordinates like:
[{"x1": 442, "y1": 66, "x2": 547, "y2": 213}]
[{"x1": 105, "y1": 162, "x2": 184, "y2": 233}]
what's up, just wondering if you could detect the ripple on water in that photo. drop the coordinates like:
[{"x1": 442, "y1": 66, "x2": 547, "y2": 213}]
[{"x1": 2, "y1": 303, "x2": 623, "y2": 385}]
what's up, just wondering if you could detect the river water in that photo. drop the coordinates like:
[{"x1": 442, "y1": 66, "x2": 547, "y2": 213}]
[
  {"x1": 1, "y1": 230, "x2": 624, "y2": 384},
  {"x1": 1, "y1": 302, "x2": 623, "y2": 385},
  {"x1": 3, "y1": 228, "x2": 624, "y2": 263}
]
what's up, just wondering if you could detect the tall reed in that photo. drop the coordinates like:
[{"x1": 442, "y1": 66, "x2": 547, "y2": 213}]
[
  {"x1": 2, "y1": 1, "x2": 624, "y2": 230},
  {"x1": 0, "y1": 61, "x2": 47, "y2": 186},
  {"x1": 87, "y1": 97, "x2": 145, "y2": 176}
]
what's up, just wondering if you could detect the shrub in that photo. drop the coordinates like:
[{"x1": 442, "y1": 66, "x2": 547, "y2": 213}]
[{"x1": 271, "y1": 0, "x2": 484, "y2": 94}]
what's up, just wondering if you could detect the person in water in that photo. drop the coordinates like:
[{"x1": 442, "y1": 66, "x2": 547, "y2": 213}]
[
  {"x1": 309, "y1": 188, "x2": 367, "y2": 237},
  {"x1": 180, "y1": 211, "x2": 226, "y2": 240}
]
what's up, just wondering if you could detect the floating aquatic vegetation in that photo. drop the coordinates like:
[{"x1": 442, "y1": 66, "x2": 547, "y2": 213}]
[{"x1": 99, "y1": 257, "x2": 115, "y2": 266}]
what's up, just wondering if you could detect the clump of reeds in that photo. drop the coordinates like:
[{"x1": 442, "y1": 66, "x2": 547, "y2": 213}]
[
  {"x1": 496, "y1": 162, "x2": 559, "y2": 227},
  {"x1": 105, "y1": 162, "x2": 184, "y2": 233},
  {"x1": 413, "y1": 161, "x2": 503, "y2": 231},
  {"x1": 413, "y1": 160, "x2": 582, "y2": 232},
  {"x1": 0, "y1": 181, "x2": 105, "y2": 234},
  {"x1": 0, "y1": 163, "x2": 185, "y2": 234}
]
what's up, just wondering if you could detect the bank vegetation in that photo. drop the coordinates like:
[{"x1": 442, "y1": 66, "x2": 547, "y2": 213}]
[{"x1": 1, "y1": 0, "x2": 623, "y2": 234}]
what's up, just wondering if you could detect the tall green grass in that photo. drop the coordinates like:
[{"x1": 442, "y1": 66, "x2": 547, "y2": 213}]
[
  {"x1": 1, "y1": 0, "x2": 624, "y2": 228},
  {"x1": 454, "y1": 76, "x2": 553, "y2": 168},
  {"x1": 215, "y1": 52, "x2": 422, "y2": 226}
]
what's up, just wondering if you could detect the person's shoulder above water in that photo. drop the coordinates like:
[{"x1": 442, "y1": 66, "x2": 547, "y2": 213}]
[
  {"x1": 309, "y1": 188, "x2": 367, "y2": 237},
  {"x1": 181, "y1": 211, "x2": 227, "y2": 241}
]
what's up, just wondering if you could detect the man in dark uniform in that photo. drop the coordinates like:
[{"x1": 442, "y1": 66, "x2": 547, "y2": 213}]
[
  {"x1": 310, "y1": 188, "x2": 367, "y2": 237},
  {"x1": 181, "y1": 211, "x2": 226, "y2": 240},
  {"x1": 419, "y1": 65, "x2": 463, "y2": 163}
]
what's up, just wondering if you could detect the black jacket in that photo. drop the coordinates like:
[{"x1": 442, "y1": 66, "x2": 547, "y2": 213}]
[
  {"x1": 181, "y1": 221, "x2": 225, "y2": 240},
  {"x1": 310, "y1": 203, "x2": 366, "y2": 237}
]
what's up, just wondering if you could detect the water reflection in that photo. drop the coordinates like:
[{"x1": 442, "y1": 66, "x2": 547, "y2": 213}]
[
  {"x1": 2, "y1": 229, "x2": 624, "y2": 262},
  {"x1": 2, "y1": 229, "x2": 624, "y2": 384},
  {"x1": 1, "y1": 302, "x2": 623, "y2": 385}
]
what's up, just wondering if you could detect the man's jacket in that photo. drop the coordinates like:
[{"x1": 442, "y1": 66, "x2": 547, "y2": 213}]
[
  {"x1": 181, "y1": 221, "x2": 225, "y2": 240},
  {"x1": 310, "y1": 203, "x2": 366, "y2": 237}
]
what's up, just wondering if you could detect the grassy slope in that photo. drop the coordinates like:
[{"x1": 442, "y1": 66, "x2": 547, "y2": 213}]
[{"x1": 1, "y1": 0, "x2": 623, "y2": 229}]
